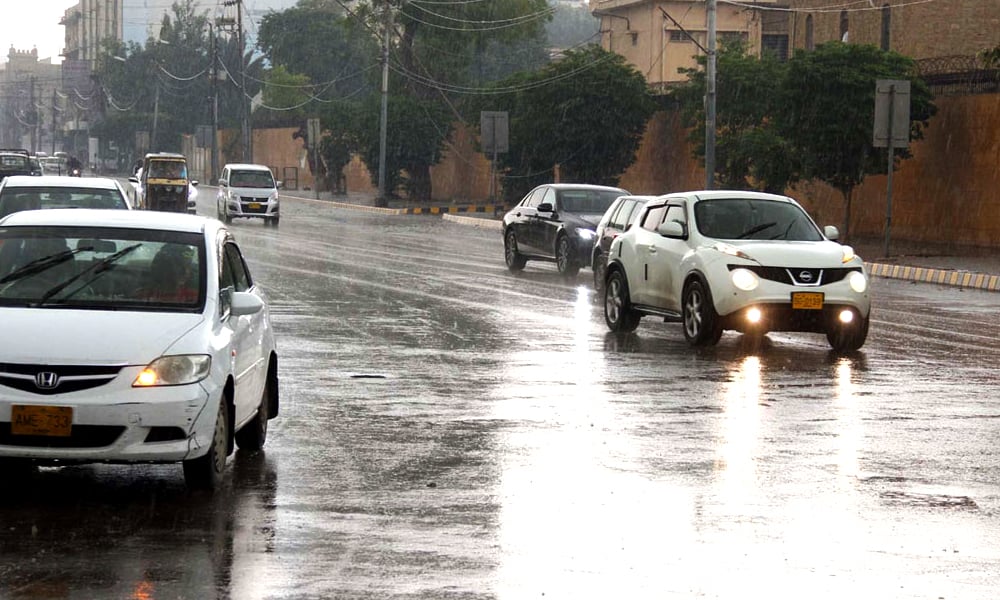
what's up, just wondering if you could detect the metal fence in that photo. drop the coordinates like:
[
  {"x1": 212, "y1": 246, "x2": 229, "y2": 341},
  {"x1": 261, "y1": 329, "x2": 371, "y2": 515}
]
[{"x1": 916, "y1": 55, "x2": 1000, "y2": 96}]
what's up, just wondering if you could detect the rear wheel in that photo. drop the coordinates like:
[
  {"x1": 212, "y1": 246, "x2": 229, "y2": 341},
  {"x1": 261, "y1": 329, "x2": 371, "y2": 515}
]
[
  {"x1": 604, "y1": 270, "x2": 640, "y2": 332},
  {"x1": 504, "y1": 230, "x2": 527, "y2": 272},
  {"x1": 682, "y1": 279, "x2": 723, "y2": 346},
  {"x1": 555, "y1": 236, "x2": 580, "y2": 277},
  {"x1": 183, "y1": 400, "x2": 229, "y2": 490},
  {"x1": 827, "y1": 312, "x2": 869, "y2": 353}
]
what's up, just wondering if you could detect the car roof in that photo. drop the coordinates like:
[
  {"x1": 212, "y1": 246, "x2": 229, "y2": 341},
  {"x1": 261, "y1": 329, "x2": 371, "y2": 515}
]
[
  {"x1": 0, "y1": 208, "x2": 216, "y2": 234},
  {"x1": 661, "y1": 190, "x2": 795, "y2": 203},
  {"x1": 1, "y1": 175, "x2": 122, "y2": 190},
  {"x1": 224, "y1": 163, "x2": 272, "y2": 171},
  {"x1": 540, "y1": 183, "x2": 629, "y2": 192}
]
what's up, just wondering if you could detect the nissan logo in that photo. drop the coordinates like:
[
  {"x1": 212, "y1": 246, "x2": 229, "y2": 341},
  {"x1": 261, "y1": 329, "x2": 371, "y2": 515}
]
[
  {"x1": 798, "y1": 270, "x2": 814, "y2": 283},
  {"x1": 35, "y1": 372, "x2": 60, "y2": 390}
]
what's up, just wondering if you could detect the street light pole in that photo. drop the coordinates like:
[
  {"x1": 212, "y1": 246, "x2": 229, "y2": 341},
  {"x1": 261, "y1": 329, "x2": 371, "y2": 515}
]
[
  {"x1": 705, "y1": 0, "x2": 717, "y2": 190},
  {"x1": 376, "y1": 0, "x2": 393, "y2": 208}
]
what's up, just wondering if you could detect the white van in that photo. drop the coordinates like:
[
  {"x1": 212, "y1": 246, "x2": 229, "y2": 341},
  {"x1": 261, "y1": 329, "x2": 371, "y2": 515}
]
[{"x1": 216, "y1": 163, "x2": 280, "y2": 226}]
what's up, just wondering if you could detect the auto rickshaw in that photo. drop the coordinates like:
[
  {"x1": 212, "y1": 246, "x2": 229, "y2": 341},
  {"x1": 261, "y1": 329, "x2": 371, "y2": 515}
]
[{"x1": 131, "y1": 153, "x2": 197, "y2": 213}]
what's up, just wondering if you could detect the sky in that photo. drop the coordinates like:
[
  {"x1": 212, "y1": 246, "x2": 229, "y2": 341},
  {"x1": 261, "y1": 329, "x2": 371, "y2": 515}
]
[{"x1": 1, "y1": 0, "x2": 77, "y2": 63}]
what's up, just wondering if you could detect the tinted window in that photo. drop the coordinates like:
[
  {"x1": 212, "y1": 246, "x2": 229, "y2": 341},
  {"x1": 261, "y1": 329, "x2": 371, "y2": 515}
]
[
  {"x1": 558, "y1": 189, "x2": 622, "y2": 214},
  {"x1": 230, "y1": 170, "x2": 275, "y2": 188}
]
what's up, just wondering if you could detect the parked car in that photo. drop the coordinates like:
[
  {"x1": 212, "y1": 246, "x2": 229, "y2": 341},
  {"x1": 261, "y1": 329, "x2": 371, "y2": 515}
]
[
  {"x1": 0, "y1": 175, "x2": 133, "y2": 218},
  {"x1": 0, "y1": 149, "x2": 33, "y2": 183},
  {"x1": 603, "y1": 190, "x2": 871, "y2": 352},
  {"x1": 502, "y1": 183, "x2": 629, "y2": 276},
  {"x1": 591, "y1": 195, "x2": 655, "y2": 294},
  {"x1": 216, "y1": 163, "x2": 281, "y2": 226},
  {"x1": 0, "y1": 209, "x2": 279, "y2": 489},
  {"x1": 28, "y1": 156, "x2": 43, "y2": 176},
  {"x1": 40, "y1": 156, "x2": 66, "y2": 175}
]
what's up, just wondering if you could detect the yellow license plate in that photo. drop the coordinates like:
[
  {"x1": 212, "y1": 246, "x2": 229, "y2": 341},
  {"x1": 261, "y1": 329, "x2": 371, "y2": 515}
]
[
  {"x1": 791, "y1": 292, "x2": 824, "y2": 310},
  {"x1": 249, "y1": 202, "x2": 261, "y2": 209},
  {"x1": 11, "y1": 405, "x2": 72, "y2": 437}
]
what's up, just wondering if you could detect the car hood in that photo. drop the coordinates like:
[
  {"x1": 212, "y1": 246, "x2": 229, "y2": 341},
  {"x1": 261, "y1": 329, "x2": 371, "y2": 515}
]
[
  {"x1": 564, "y1": 212, "x2": 604, "y2": 228},
  {"x1": 228, "y1": 186, "x2": 276, "y2": 198},
  {"x1": 0, "y1": 309, "x2": 204, "y2": 365},
  {"x1": 723, "y1": 240, "x2": 856, "y2": 268}
]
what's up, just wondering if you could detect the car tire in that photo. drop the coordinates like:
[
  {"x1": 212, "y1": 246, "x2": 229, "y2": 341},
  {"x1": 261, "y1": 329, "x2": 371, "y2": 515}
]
[
  {"x1": 592, "y1": 252, "x2": 607, "y2": 295},
  {"x1": 826, "y1": 312, "x2": 869, "y2": 353},
  {"x1": 555, "y1": 235, "x2": 580, "y2": 277},
  {"x1": 682, "y1": 279, "x2": 723, "y2": 346},
  {"x1": 183, "y1": 399, "x2": 229, "y2": 490},
  {"x1": 270, "y1": 217, "x2": 279, "y2": 227},
  {"x1": 504, "y1": 230, "x2": 527, "y2": 272},
  {"x1": 235, "y1": 377, "x2": 269, "y2": 451},
  {"x1": 604, "y1": 269, "x2": 641, "y2": 332}
]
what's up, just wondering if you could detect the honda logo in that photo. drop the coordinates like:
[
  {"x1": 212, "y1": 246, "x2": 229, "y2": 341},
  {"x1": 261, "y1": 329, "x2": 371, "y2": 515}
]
[{"x1": 35, "y1": 372, "x2": 60, "y2": 390}]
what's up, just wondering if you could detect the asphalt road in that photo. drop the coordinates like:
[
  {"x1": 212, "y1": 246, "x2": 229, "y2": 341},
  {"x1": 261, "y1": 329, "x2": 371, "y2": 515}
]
[{"x1": 1, "y1": 194, "x2": 998, "y2": 600}]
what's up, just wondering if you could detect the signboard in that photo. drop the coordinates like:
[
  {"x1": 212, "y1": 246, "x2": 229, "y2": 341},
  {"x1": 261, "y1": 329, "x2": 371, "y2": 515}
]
[
  {"x1": 480, "y1": 111, "x2": 509, "y2": 154},
  {"x1": 873, "y1": 79, "x2": 910, "y2": 148}
]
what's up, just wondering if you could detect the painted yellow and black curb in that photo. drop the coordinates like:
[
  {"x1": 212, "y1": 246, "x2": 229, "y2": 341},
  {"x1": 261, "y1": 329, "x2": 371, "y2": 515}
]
[
  {"x1": 398, "y1": 204, "x2": 505, "y2": 215},
  {"x1": 865, "y1": 262, "x2": 1000, "y2": 292}
]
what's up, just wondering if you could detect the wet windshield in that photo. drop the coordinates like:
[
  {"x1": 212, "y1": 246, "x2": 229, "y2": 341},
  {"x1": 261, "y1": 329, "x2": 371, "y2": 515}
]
[
  {"x1": 0, "y1": 187, "x2": 128, "y2": 217},
  {"x1": 558, "y1": 189, "x2": 623, "y2": 214},
  {"x1": 694, "y1": 198, "x2": 824, "y2": 241},
  {"x1": 0, "y1": 226, "x2": 204, "y2": 310},
  {"x1": 231, "y1": 170, "x2": 275, "y2": 188}
]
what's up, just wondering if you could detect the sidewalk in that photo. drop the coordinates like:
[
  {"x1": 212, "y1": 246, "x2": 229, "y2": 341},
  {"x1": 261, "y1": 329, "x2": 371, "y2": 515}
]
[{"x1": 283, "y1": 189, "x2": 1000, "y2": 293}]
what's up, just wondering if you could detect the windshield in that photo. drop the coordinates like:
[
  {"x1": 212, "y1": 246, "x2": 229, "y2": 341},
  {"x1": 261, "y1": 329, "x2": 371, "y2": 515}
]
[
  {"x1": 0, "y1": 226, "x2": 205, "y2": 310},
  {"x1": 0, "y1": 187, "x2": 128, "y2": 217},
  {"x1": 558, "y1": 189, "x2": 623, "y2": 214},
  {"x1": 694, "y1": 198, "x2": 824, "y2": 241},
  {"x1": 230, "y1": 170, "x2": 275, "y2": 188},
  {"x1": 147, "y1": 160, "x2": 187, "y2": 179}
]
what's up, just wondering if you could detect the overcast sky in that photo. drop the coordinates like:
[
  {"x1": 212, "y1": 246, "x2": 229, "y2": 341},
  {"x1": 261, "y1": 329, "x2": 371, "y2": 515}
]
[{"x1": 1, "y1": 1, "x2": 76, "y2": 64}]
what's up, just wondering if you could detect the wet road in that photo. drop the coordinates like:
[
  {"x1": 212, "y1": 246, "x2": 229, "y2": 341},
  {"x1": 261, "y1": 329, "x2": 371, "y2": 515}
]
[{"x1": 2, "y1": 195, "x2": 999, "y2": 599}]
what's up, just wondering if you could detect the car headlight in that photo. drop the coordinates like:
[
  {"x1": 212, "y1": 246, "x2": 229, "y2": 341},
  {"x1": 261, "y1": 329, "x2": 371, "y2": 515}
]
[
  {"x1": 269, "y1": 192, "x2": 279, "y2": 203},
  {"x1": 576, "y1": 229, "x2": 596, "y2": 241},
  {"x1": 731, "y1": 267, "x2": 759, "y2": 291},
  {"x1": 848, "y1": 270, "x2": 868, "y2": 293},
  {"x1": 133, "y1": 355, "x2": 211, "y2": 387}
]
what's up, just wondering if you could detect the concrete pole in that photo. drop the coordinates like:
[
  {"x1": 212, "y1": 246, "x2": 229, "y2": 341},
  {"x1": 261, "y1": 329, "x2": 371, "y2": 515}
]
[
  {"x1": 705, "y1": 0, "x2": 717, "y2": 190},
  {"x1": 376, "y1": 0, "x2": 393, "y2": 208}
]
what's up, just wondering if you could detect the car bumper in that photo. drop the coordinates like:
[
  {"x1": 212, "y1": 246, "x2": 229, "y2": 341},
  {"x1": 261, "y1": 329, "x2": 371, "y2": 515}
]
[
  {"x1": 713, "y1": 276, "x2": 871, "y2": 333},
  {"x1": 0, "y1": 371, "x2": 219, "y2": 464},
  {"x1": 226, "y1": 198, "x2": 279, "y2": 219}
]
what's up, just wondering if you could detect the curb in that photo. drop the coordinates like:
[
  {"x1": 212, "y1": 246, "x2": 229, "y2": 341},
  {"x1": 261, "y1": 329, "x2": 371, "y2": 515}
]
[{"x1": 865, "y1": 261, "x2": 1000, "y2": 292}]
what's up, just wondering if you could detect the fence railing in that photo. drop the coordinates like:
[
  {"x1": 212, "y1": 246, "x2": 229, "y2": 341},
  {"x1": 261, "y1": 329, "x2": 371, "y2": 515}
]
[{"x1": 916, "y1": 55, "x2": 1000, "y2": 96}]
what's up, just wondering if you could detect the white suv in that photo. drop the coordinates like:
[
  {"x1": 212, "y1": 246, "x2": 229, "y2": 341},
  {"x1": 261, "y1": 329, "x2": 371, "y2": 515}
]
[
  {"x1": 603, "y1": 190, "x2": 871, "y2": 352},
  {"x1": 217, "y1": 163, "x2": 280, "y2": 226}
]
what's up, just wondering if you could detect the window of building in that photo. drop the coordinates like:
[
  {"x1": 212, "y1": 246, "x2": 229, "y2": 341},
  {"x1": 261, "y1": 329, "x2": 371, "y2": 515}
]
[
  {"x1": 840, "y1": 10, "x2": 849, "y2": 42},
  {"x1": 805, "y1": 14, "x2": 814, "y2": 50},
  {"x1": 880, "y1": 4, "x2": 891, "y2": 51},
  {"x1": 669, "y1": 30, "x2": 691, "y2": 43},
  {"x1": 762, "y1": 35, "x2": 789, "y2": 61}
]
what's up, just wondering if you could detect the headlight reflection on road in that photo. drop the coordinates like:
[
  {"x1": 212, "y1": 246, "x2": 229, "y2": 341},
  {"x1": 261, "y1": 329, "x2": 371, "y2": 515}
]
[
  {"x1": 834, "y1": 357, "x2": 861, "y2": 481},
  {"x1": 716, "y1": 356, "x2": 762, "y2": 494}
]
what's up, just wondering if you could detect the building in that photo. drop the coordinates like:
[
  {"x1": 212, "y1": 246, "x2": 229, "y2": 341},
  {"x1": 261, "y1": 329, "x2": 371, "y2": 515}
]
[
  {"x1": 588, "y1": 0, "x2": 789, "y2": 91},
  {"x1": 123, "y1": 0, "x2": 299, "y2": 47},
  {"x1": 0, "y1": 48, "x2": 63, "y2": 152},
  {"x1": 62, "y1": 0, "x2": 123, "y2": 62}
]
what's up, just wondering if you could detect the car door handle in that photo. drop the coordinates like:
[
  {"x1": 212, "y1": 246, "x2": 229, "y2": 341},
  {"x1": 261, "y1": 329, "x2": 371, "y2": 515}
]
[{"x1": 646, "y1": 245, "x2": 657, "y2": 254}]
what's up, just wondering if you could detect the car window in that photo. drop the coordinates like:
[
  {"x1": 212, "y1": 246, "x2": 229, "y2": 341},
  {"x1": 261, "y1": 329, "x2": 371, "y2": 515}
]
[
  {"x1": 230, "y1": 170, "x2": 275, "y2": 188},
  {"x1": 610, "y1": 199, "x2": 639, "y2": 229},
  {"x1": 521, "y1": 187, "x2": 544, "y2": 208},
  {"x1": 625, "y1": 200, "x2": 648, "y2": 226},
  {"x1": 641, "y1": 205, "x2": 667, "y2": 231},
  {"x1": 539, "y1": 187, "x2": 556, "y2": 208},
  {"x1": 662, "y1": 204, "x2": 686, "y2": 230},
  {"x1": 0, "y1": 225, "x2": 204, "y2": 311},
  {"x1": 558, "y1": 189, "x2": 622, "y2": 214},
  {"x1": 0, "y1": 187, "x2": 129, "y2": 217},
  {"x1": 223, "y1": 242, "x2": 252, "y2": 292},
  {"x1": 695, "y1": 198, "x2": 823, "y2": 241}
]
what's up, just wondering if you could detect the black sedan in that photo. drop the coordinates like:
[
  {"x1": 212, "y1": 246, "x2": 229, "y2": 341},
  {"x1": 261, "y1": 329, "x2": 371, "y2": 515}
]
[{"x1": 502, "y1": 183, "x2": 628, "y2": 276}]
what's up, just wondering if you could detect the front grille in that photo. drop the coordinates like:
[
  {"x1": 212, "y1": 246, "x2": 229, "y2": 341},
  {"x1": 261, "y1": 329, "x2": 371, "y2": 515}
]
[
  {"x1": 0, "y1": 423, "x2": 125, "y2": 448},
  {"x1": 240, "y1": 197, "x2": 269, "y2": 214},
  {"x1": 0, "y1": 363, "x2": 124, "y2": 395},
  {"x1": 730, "y1": 265, "x2": 860, "y2": 286}
]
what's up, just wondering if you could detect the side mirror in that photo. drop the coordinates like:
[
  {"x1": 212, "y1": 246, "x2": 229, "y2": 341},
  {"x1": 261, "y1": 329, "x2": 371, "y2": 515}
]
[
  {"x1": 824, "y1": 225, "x2": 840, "y2": 241},
  {"x1": 276, "y1": 180, "x2": 283, "y2": 189},
  {"x1": 230, "y1": 291, "x2": 264, "y2": 316},
  {"x1": 657, "y1": 220, "x2": 686, "y2": 239},
  {"x1": 536, "y1": 202, "x2": 553, "y2": 213},
  {"x1": 218, "y1": 179, "x2": 226, "y2": 186},
  {"x1": 128, "y1": 176, "x2": 138, "y2": 184},
  {"x1": 190, "y1": 180, "x2": 199, "y2": 187}
]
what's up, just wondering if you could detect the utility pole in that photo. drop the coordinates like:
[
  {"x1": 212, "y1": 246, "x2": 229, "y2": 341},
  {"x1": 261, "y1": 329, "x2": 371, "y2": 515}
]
[
  {"x1": 210, "y1": 23, "x2": 219, "y2": 183},
  {"x1": 151, "y1": 78, "x2": 160, "y2": 151},
  {"x1": 705, "y1": 0, "x2": 716, "y2": 190},
  {"x1": 376, "y1": 0, "x2": 393, "y2": 208},
  {"x1": 29, "y1": 76, "x2": 37, "y2": 152},
  {"x1": 51, "y1": 89, "x2": 58, "y2": 154}
]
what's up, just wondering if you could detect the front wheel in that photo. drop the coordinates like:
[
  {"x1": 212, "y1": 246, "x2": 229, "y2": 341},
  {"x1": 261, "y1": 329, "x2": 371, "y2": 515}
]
[
  {"x1": 555, "y1": 236, "x2": 580, "y2": 277},
  {"x1": 604, "y1": 270, "x2": 640, "y2": 332},
  {"x1": 183, "y1": 399, "x2": 230, "y2": 490},
  {"x1": 827, "y1": 312, "x2": 869, "y2": 353},
  {"x1": 504, "y1": 230, "x2": 527, "y2": 272},
  {"x1": 682, "y1": 279, "x2": 723, "y2": 346}
]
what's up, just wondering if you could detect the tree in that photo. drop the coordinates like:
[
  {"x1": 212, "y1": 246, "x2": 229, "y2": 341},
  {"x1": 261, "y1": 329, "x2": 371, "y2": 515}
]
[
  {"x1": 476, "y1": 45, "x2": 657, "y2": 202},
  {"x1": 671, "y1": 40, "x2": 795, "y2": 193},
  {"x1": 779, "y1": 42, "x2": 936, "y2": 240}
]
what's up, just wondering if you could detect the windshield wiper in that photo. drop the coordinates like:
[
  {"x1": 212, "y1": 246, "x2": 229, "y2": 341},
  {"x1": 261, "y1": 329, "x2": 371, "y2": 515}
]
[
  {"x1": 35, "y1": 243, "x2": 144, "y2": 305},
  {"x1": 737, "y1": 222, "x2": 777, "y2": 239},
  {"x1": 0, "y1": 246, "x2": 91, "y2": 284}
]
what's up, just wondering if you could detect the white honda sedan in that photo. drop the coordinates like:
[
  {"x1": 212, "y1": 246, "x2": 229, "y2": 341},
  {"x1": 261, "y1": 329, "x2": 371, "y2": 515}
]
[
  {"x1": 603, "y1": 190, "x2": 871, "y2": 352},
  {"x1": 0, "y1": 209, "x2": 279, "y2": 489}
]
